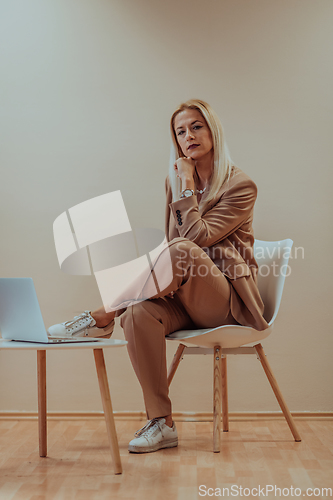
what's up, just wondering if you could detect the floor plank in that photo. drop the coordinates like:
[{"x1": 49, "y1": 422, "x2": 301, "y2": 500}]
[{"x1": 0, "y1": 419, "x2": 332, "y2": 500}]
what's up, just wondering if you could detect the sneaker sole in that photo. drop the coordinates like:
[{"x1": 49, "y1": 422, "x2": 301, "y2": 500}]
[
  {"x1": 95, "y1": 332, "x2": 112, "y2": 339},
  {"x1": 86, "y1": 319, "x2": 114, "y2": 339},
  {"x1": 48, "y1": 320, "x2": 114, "y2": 340},
  {"x1": 128, "y1": 438, "x2": 178, "y2": 454}
]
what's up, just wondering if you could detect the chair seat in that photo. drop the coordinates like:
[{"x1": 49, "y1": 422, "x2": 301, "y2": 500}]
[{"x1": 166, "y1": 324, "x2": 272, "y2": 349}]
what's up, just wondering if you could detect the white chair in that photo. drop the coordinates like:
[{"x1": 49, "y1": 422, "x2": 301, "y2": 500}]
[{"x1": 166, "y1": 239, "x2": 301, "y2": 452}]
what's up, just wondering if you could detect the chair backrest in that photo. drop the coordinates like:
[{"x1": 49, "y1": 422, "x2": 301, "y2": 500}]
[{"x1": 254, "y1": 239, "x2": 293, "y2": 326}]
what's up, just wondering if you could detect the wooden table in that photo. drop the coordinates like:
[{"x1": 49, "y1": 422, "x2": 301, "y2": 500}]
[{"x1": 0, "y1": 338, "x2": 127, "y2": 475}]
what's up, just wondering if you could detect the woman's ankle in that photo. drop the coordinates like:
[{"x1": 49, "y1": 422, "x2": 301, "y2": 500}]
[
  {"x1": 91, "y1": 309, "x2": 115, "y2": 328},
  {"x1": 163, "y1": 415, "x2": 173, "y2": 428}
]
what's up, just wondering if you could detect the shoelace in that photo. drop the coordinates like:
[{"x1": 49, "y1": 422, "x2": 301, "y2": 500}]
[
  {"x1": 64, "y1": 311, "x2": 92, "y2": 328},
  {"x1": 134, "y1": 418, "x2": 162, "y2": 438}
]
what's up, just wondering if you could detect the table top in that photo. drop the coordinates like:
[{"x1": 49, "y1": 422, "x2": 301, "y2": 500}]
[{"x1": 0, "y1": 338, "x2": 127, "y2": 350}]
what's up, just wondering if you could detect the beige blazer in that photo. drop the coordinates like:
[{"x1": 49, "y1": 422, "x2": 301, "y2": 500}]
[{"x1": 165, "y1": 166, "x2": 269, "y2": 331}]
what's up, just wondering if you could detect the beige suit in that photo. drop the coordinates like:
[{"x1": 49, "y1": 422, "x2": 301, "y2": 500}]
[
  {"x1": 165, "y1": 165, "x2": 268, "y2": 331},
  {"x1": 119, "y1": 166, "x2": 268, "y2": 419}
]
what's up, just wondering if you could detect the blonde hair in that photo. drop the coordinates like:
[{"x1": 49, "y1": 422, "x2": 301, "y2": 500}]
[{"x1": 169, "y1": 99, "x2": 234, "y2": 212}]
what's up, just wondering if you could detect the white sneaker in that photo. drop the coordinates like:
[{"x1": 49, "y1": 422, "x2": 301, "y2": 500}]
[
  {"x1": 128, "y1": 418, "x2": 178, "y2": 453},
  {"x1": 47, "y1": 311, "x2": 114, "y2": 338}
]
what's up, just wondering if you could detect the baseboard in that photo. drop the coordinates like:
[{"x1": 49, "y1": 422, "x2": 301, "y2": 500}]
[{"x1": 0, "y1": 411, "x2": 332, "y2": 421}]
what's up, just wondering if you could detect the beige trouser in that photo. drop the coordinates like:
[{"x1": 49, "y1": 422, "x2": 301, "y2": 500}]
[{"x1": 119, "y1": 237, "x2": 237, "y2": 419}]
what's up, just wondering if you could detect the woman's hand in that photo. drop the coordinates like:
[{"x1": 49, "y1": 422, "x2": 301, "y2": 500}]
[{"x1": 174, "y1": 157, "x2": 196, "y2": 182}]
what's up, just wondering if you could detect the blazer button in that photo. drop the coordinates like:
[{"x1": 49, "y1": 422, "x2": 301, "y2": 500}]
[
  {"x1": 176, "y1": 210, "x2": 181, "y2": 215},
  {"x1": 178, "y1": 221, "x2": 183, "y2": 226}
]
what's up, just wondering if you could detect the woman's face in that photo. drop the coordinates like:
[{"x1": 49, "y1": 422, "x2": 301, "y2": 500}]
[{"x1": 173, "y1": 108, "x2": 213, "y2": 160}]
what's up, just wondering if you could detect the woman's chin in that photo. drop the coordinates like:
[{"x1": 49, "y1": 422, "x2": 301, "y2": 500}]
[{"x1": 187, "y1": 150, "x2": 200, "y2": 159}]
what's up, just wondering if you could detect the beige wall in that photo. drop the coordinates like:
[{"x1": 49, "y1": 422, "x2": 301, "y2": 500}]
[{"x1": 0, "y1": 0, "x2": 332, "y2": 414}]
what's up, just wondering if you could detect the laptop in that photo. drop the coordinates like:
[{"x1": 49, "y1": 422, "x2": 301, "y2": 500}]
[{"x1": 0, "y1": 278, "x2": 99, "y2": 344}]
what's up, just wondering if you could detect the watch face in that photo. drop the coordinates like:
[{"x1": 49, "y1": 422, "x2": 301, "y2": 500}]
[{"x1": 184, "y1": 189, "x2": 193, "y2": 197}]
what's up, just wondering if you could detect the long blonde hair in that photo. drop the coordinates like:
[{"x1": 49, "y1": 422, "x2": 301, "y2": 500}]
[{"x1": 169, "y1": 99, "x2": 234, "y2": 212}]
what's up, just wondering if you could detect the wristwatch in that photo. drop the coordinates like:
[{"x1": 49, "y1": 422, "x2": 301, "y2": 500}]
[{"x1": 180, "y1": 188, "x2": 195, "y2": 199}]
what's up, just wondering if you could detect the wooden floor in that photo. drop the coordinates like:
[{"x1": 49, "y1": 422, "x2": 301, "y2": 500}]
[{"x1": 0, "y1": 418, "x2": 332, "y2": 499}]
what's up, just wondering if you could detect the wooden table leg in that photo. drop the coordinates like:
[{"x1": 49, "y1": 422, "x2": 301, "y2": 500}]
[
  {"x1": 93, "y1": 349, "x2": 122, "y2": 475},
  {"x1": 37, "y1": 350, "x2": 47, "y2": 457},
  {"x1": 213, "y1": 346, "x2": 222, "y2": 453}
]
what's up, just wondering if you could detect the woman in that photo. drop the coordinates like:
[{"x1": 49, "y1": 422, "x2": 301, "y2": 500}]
[{"x1": 48, "y1": 99, "x2": 269, "y2": 453}]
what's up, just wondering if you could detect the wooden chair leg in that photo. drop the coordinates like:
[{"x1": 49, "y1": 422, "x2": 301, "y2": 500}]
[
  {"x1": 221, "y1": 355, "x2": 229, "y2": 432},
  {"x1": 254, "y1": 343, "x2": 301, "y2": 442},
  {"x1": 213, "y1": 346, "x2": 222, "y2": 452},
  {"x1": 93, "y1": 349, "x2": 122, "y2": 474},
  {"x1": 167, "y1": 343, "x2": 186, "y2": 387},
  {"x1": 37, "y1": 350, "x2": 47, "y2": 457}
]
